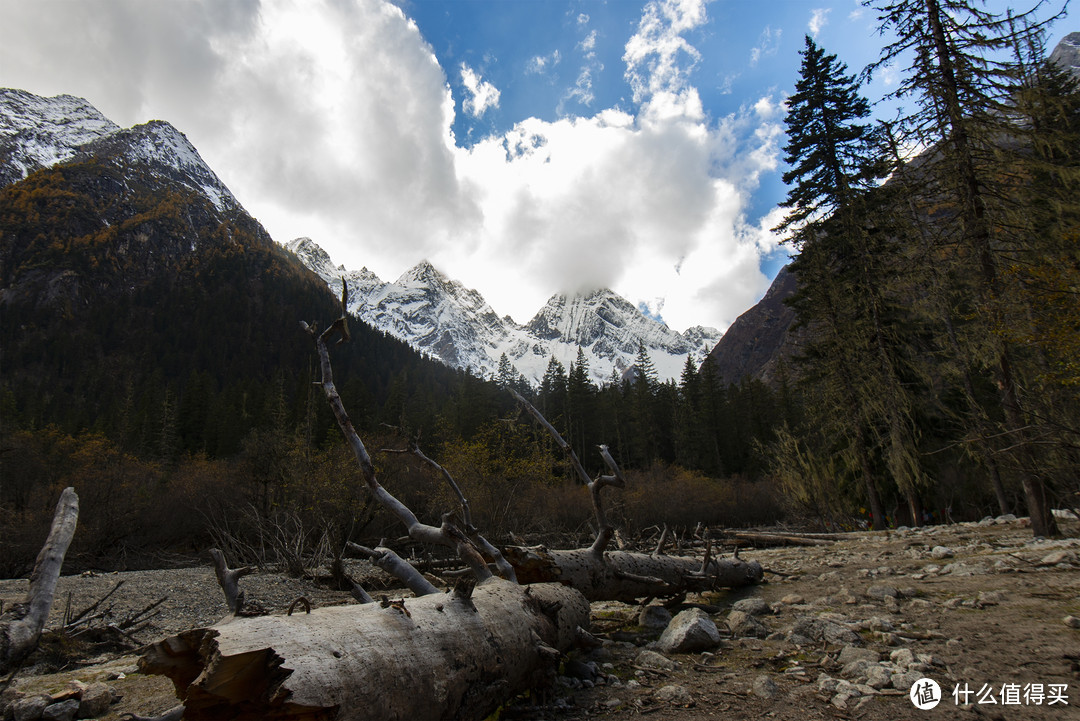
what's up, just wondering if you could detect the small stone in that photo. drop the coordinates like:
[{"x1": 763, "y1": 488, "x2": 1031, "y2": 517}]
[
  {"x1": 841, "y1": 659, "x2": 872, "y2": 679},
  {"x1": 13, "y1": 696, "x2": 51, "y2": 721},
  {"x1": 831, "y1": 693, "x2": 852, "y2": 709},
  {"x1": 866, "y1": 584, "x2": 899, "y2": 600},
  {"x1": 635, "y1": 649, "x2": 677, "y2": 671},
  {"x1": 657, "y1": 608, "x2": 721, "y2": 653},
  {"x1": 604, "y1": 698, "x2": 624, "y2": 709},
  {"x1": 890, "y1": 648, "x2": 916, "y2": 669},
  {"x1": 780, "y1": 594, "x2": 805, "y2": 605},
  {"x1": 930, "y1": 546, "x2": 954, "y2": 559},
  {"x1": 891, "y1": 670, "x2": 923, "y2": 691},
  {"x1": 1063, "y1": 615, "x2": 1080, "y2": 629},
  {"x1": 77, "y1": 682, "x2": 113, "y2": 718},
  {"x1": 789, "y1": 616, "x2": 862, "y2": 646},
  {"x1": 865, "y1": 665, "x2": 893, "y2": 689},
  {"x1": 655, "y1": 684, "x2": 694, "y2": 706},
  {"x1": 1041, "y1": 550, "x2": 1075, "y2": 566},
  {"x1": 838, "y1": 645, "x2": 879, "y2": 666},
  {"x1": 41, "y1": 700, "x2": 80, "y2": 721},
  {"x1": 727, "y1": 610, "x2": 769, "y2": 639},
  {"x1": 752, "y1": 675, "x2": 781, "y2": 700},
  {"x1": 945, "y1": 638, "x2": 963, "y2": 652},
  {"x1": 995, "y1": 513, "x2": 1018, "y2": 524},
  {"x1": 817, "y1": 675, "x2": 839, "y2": 693},
  {"x1": 638, "y1": 604, "x2": 673, "y2": 630},
  {"x1": 732, "y1": 597, "x2": 772, "y2": 616}
]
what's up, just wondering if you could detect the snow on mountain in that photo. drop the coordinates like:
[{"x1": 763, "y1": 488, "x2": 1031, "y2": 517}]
[
  {"x1": 0, "y1": 88, "x2": 239, "y2": 213},
  {"x1": 0, "y1": 88, "x2": 119, "y2": 186},
  {"x1": 287, "y1": 237, "x2": 721, "y2": 386}
]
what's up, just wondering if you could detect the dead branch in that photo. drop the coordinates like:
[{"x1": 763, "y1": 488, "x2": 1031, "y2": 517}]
[
  {"x1": 208, "y1": 548, "x2": 254, "y2": 616},
  {"x1": 303, "y1": 288, "x2": 492, "y2": 583},
  {"x1": 382, "y1": 437, "x2": 518, "y2": 583},
  {"x1": 0, "y1": 487, "x2": 79, "y2": 675},
  {"x1": 344, "y1": 542, "x2": 439, "y2": 597}
]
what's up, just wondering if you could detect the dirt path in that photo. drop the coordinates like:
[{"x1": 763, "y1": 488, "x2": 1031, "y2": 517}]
[{"x1": 3, "y1": 517, "x2": 1079, "y2": 720}]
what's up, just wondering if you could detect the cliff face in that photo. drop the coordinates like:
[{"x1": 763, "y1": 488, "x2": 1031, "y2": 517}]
[{"x1": 703, "y1": 265, "x2": 799, "y2": 387}]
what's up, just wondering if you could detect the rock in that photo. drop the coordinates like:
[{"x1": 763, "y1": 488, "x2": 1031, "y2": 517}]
[
  {"x1": 838, "y1": 645, "x2": 879, "y2": 666},
  {"x1": 40, "y1": 701, "x2": 79, "y2": 721},
  {"x1": 995, "y1": 513, "x2": 1018, "y2": 524},
  {"x1": 12, "y1": 696, "x2": 51, "y2": 721},
  {"x1": 752, "y1": 675, "x2": 781, "y2": 700},
  {"x1": 727, "y1": 610, "x2": 769, "y2": 639},
  {"x1": 866, "y1": 665, "x2": 893, "y2": 689},
  {"x1": 890, "y1": 648, "x2": 916, "y2": 669},
  {"x1": 930, "y1": 546, "x2": 954, "y2": 559},
  {"x1": 780, "y1": 594, "x2": 805, "y2": 605},
  {"x1": 891, "y1": 670, "x2": 923, "y2": 691},
  {"x1": 635, "y1": 649, "x2": 677, "y2": 671},
  {"x1": 656, "y1": 608, "x2": 721, "y2": 653},
  {"x1": 655, "y1": 684, "x2": 694, "y2": 706},
  {"x1": 732, "y1": 597, "x2": 771, "y2": 616},
  {"x1": 76, "y1": 683, "x2": 113, "y2": 719},
  {"x1": 841, "y1": 659, "x2": 872, "y2": 679},
  {"x1": 1041, "y1": 550, "x2": 1075, "y2": 566},
  {"x1": 638, "y1": 604, "x2": 673, "y2": 630},
  {"x1": 603, "y1": 698, "x2": 624, "y2": 709},
  {"x1": 817, "y1": 674, "x2": 839, "y2": 693},
  {"x1": 1064, "y1": 615, "x2": 1080, "y2": 629},
  {"x1": 866, "y1": 584, "x2": 899, "y2": 600},
  {"x1": 977, "y1": 590, "x2": 1006, "y2": 606},
  {"x1": 789, "y1": 616, "x2": 862, "y2": 646}
]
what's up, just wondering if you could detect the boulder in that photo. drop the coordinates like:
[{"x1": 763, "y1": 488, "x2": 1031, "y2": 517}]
[{"x1": 656, "y1": 608, "x2": 721, "y2": 653}]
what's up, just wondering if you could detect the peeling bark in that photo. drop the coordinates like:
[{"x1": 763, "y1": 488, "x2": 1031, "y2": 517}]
[{"x1": 140, "y1": 579, "x2": 589, "y2": 721}]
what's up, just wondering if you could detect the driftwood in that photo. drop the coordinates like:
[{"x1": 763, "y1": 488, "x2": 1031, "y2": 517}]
[
  {"x1": 506, "y1": 391, "x2": 763, "y2": 601},
  {"x1": 140, "y1": 579, "x2": 589, "y2": 721},
  {"x1": 0, "y1": 487, "x2": 79, "y2": 675},
  {"x1": 723, "y1": 531, "x2": 838, "y2": 548},
  {"x1": 504, "y1": 545, "x2": 763, "y2": 602}
]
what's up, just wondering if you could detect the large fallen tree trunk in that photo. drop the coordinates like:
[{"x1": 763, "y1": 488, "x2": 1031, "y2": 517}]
[
  {"x1": 1, "y1": 487, "x2": 79, "y2": 675},
  {"x1": 503, "y1": 545, "x2": 763, "y2": 603},
  {"x1": 140, "y1": 578, "x2": 589, "y2": 721}
]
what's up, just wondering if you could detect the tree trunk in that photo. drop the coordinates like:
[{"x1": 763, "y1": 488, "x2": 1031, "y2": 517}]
[
  {"x1": 0, "y1": 487, "x2": 79, "y2": 675},
  {"x1": 504, "y1": 546, "x2": 763, "y2": 603},
  {"x1": 140, "y1": 579, "x2": 589, "y2": 721}
]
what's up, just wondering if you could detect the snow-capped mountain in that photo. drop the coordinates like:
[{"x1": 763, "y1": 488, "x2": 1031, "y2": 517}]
[
  {"x1": 287, "y1": 237, "x2": 721, "y2": 385},
  {"x1": 0, "y1": 88, "x2": 239, "y2": 213}
]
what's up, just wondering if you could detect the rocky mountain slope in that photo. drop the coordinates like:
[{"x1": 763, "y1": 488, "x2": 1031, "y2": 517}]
[
  {"x1": 288, "y1": 237, "x2": 720, "y2": 386},
  {"x1": 0, "y1": 89, "x2": 456, "y2": 453}
]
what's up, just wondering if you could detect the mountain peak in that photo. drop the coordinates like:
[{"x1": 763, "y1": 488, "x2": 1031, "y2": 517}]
[
  {"x1": 292, "y1": 246, "x2": 718, "y2": 386},
  {"x1": 1, "y1": 89, "x2": 239, "y2": 214}
]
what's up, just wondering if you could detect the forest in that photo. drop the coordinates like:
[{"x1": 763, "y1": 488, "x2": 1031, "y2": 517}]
[{"x1": 1, "y1": 0, "x2": 1078, "y2": 577}]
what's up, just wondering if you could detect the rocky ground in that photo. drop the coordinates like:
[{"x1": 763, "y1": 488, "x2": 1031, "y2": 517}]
[{"x1": 2, "y1": 516, "x2": 1080, "y2": 720}]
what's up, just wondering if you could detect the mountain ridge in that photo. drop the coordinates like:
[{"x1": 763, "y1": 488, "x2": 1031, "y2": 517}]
[{"x1": 286, "y1": 237, "x2": 721, "y2": 386}]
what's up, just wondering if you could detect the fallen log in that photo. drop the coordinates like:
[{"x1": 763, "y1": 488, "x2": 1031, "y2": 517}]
[
  {"x1": 140, "y1": 578, "x2": 589, "y2": 721},
  {"x1": 504, "y1": 545, "x2": 764, "y2": 602},
  {"x1": 0, "y1": 487, "x2": 79, "y2": 675}
]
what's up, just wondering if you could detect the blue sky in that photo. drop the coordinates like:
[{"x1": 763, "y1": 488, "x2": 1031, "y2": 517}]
[{"x1": 0, "y1": 0, "x2": 1071, "y2": 332}]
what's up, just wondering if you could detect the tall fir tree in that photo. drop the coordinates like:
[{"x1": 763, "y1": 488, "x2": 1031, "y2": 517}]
[{"x1": 865, "y1": 0, "x2": 1068, "y2": 536}]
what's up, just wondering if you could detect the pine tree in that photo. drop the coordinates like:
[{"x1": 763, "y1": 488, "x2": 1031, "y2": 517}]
[
  {"x1": 776, "y1": 35, "x2": 922, "y2": 529},
  {"x1": 866, "y1": 0, "x2": 1068, "y2": 536}
]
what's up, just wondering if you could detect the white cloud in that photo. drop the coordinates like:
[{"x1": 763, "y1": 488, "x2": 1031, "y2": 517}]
[
  {"x1": 808, "y1": 8, "x2": 831, "y2": 37},
  {"x1": 526, "y1": 49, "x2": 561, "y2": 74},
  {"x1": 460, "y1": 63, "x2": 501, "y2": 117},
  {"x1": 0, "y1": 0, "x2": 783, "y2": 333},
  {"x1": 750, "y1": 25, "x2": 781, "y2": 67}
]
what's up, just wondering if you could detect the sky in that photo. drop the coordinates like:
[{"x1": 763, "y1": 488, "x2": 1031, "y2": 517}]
[{"x1": 0, "y1": 0, "x2": 1071, "y2": 333}]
